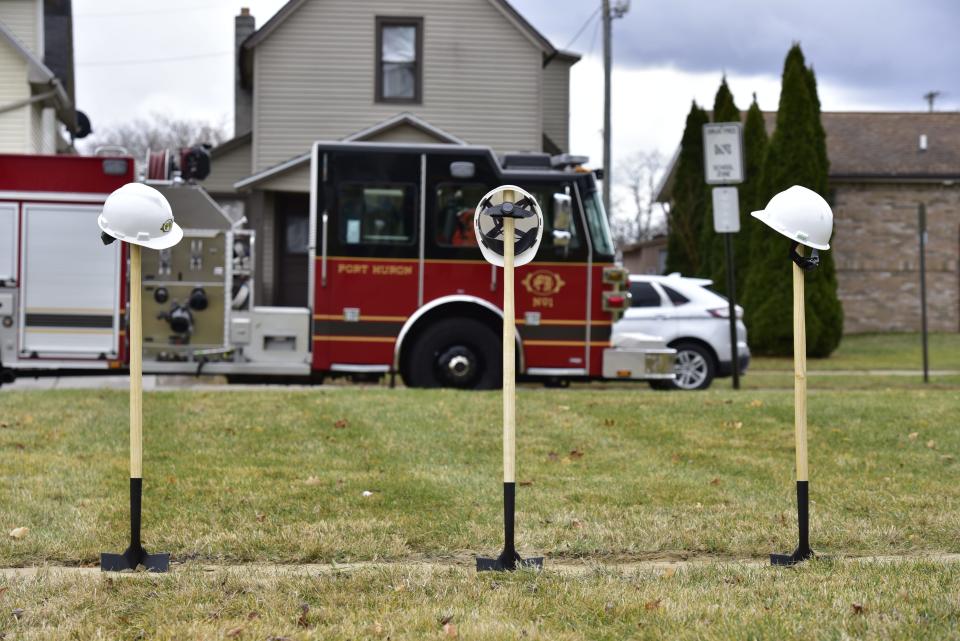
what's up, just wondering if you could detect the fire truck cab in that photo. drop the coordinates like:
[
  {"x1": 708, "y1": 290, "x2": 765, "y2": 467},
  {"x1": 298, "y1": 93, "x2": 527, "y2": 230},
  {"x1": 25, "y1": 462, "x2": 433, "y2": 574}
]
[{"x1": 307, "y1": 141, "x2": 674, "y2": 387}]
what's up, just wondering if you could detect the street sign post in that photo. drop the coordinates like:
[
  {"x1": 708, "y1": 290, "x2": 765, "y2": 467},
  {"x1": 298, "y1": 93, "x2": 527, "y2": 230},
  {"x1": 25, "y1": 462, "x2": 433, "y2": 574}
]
[
  {"x1": 919, "y1": 203, "x2": 929, "y2": 383},
  {"x1": 704, "y1": 123, "x2": 744, "y2": 389}
]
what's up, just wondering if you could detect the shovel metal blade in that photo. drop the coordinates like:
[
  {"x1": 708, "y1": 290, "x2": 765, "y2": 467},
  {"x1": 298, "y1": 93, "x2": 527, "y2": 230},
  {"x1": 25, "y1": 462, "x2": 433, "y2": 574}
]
[
  {"x1": 100, "y1": 548, "x2": 170, "y2": 573},
  {"x1": 476, "y1": 552, "x2": 543, "y2": 572},
  {"x1": 770, "y1": 547, "x2": 813, "y2": 567}
]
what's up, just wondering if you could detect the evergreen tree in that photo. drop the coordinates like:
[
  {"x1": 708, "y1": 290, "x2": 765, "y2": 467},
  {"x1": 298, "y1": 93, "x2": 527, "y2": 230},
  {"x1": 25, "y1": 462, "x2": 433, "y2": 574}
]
[
  {"x1": 665, "y1": 101, "x2": 710, "y2": 276},
  {"x1": 736, "y1": 95, "x2": 769, "y2": 294},
  {"x1": 742, "y1": 44, "x2": 843, "y2": 357},
  {"x1": 702, "y1": 77, "x2": 740, "y2": 294}
]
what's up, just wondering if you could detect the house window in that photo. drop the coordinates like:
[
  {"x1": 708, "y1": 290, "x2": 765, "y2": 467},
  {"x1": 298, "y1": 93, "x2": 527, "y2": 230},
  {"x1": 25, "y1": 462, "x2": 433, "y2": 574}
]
[{"x1": 376, "y1": 17, "x2": 422, "y2": 103}]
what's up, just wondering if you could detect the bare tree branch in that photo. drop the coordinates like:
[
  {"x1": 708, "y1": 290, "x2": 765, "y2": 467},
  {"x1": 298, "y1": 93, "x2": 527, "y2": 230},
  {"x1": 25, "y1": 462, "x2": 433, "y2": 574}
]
[{"x1": 610, "y1": 149, "x2": 667, "y2": 246}]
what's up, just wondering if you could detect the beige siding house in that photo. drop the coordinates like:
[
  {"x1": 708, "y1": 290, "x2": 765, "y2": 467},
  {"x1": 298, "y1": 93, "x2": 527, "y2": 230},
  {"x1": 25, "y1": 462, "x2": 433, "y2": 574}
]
[
  {"x1": 0, "y1": 0, "x2": 79, "y2": 154},
  {"x1": 210, "y1": 0, "x2": 579, "y2": 306}
]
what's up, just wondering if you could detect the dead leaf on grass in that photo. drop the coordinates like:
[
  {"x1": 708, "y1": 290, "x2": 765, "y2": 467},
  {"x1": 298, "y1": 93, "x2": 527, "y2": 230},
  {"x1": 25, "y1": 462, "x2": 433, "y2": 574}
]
[
  {"x1": 254, "y1": 512, "x2": 266, "y2": 523},
  {"x1": 851, "y1": 602, "x2": 865, "y2": 615},
  {"x1": 439, "y1": 615, "x2": 454, "y2": 626},
  {"x1": 297, "y1": 603, "x2": 310, "y2": 627},
  {"x1": 670, "y1": 454, "x2": 681, "y2": 464},
  {"x1": 519, "y1": 480, "x2": 533, "y2": 487},
  {"x1": 570, "y1": 519, "x2": 584, "y2": 529},
  {"x1": 569, "y1": 449, "x2": 585, "y2": 459},
  {"x1": 749, "y1": 400, "x2": 763, "y2": 408},
  {"x1": 0, "y1": 587, "x2": 7, "y2": 598},
  {"x1": 927, "y1": 440, "x2": 936, "y2": 449},
  {"x1": 908, "y1": 432, "x2": 919, "y2": 441},
  {"x1": 226, "y1": 625, "x2": 245, "y2": 637},
  {"x1": 334, "y1": 419, "x2": 348, "y2": 429},
  {"x1": 661, "y1": 567, "x2": 676, "y2": 579},
  {"x1": 443, "y1": 623, "x2": 458, "y2": 638},
  {"x1": 941, "y1": 455, "x2": 955, "y2": 463},
  {"x1": 709, "y1": 478, "x2": 721, "y2": 486},
  {"x1": 644, "y1": 599, "x2": 662, "y2": 611},
  {"x1": 547, "y1": 452, "x2": 559, "y2": 461},
  {"x1": 8, "y1": 527, "x2": 29, "y2": 539},
  {"x1": 724, "y1": 420, "x2": 743, "y2": 429},
  {"x1": 304, "y1": 476, "x2": 322, "y2": 486},
  {"x1": 247, "y1": 612, "x2": 259, "y2": 620},
  {"x1": 603, "y1": 418, "x2": 615, "y2": 427}
]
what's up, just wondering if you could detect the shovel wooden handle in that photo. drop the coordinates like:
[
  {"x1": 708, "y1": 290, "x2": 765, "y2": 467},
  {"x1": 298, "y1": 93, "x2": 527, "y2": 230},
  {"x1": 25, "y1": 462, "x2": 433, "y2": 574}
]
[
  {"x1": 793, "y1": 251, "x2": 807, "y2": 483},
  {"x1": 502, "y1": 190, "x2": 516, "y2": 485},
  {"x1": 129, "y1": 244, "x2": 143, "y2": 479}
]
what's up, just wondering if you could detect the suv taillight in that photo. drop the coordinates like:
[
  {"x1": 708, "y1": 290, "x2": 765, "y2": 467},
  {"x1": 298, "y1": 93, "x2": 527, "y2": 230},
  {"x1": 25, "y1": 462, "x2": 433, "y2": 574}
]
[{"x1": 708, "y1": 307, "x2": 743, "y2": 319}]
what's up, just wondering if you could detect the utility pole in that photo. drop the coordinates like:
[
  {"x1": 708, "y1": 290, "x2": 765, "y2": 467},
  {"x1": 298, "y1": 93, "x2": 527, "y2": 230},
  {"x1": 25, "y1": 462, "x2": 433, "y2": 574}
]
[{"x1": 602, "y1": 0, "x2": 629, "y2": 218}]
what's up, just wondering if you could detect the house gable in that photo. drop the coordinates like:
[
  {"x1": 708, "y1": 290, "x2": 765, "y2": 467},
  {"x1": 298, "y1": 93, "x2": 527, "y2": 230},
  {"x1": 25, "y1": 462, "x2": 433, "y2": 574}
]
[{"x1": 244, "y1": 0, "x2": 550, "y2": 170}]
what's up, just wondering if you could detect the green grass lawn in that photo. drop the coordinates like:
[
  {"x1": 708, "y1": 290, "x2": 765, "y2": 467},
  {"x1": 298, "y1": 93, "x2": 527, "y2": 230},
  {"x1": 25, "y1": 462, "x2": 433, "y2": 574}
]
[
  {"x1": 4, "y1": 559, "x2": 960, "y2": 640},
  {"x1": 750, "y1": 332, "x2": 960, "y2": 371},
  {"x1": 2, "y1": 385, "x2": 959, "y2": 639}
]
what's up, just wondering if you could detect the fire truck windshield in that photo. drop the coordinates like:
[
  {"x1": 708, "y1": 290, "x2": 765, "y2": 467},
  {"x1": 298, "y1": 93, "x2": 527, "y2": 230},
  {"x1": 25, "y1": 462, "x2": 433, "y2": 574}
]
[{"x1": 582, "y1": 188, "x2": 615, "y2": 257}]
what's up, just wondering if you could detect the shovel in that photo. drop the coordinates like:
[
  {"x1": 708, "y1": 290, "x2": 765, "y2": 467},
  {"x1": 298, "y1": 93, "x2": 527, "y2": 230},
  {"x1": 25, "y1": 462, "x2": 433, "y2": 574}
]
[
  {"x1": 101, "y1": 243, "x2": 170, "y2": 572},
  {"x1": 770, "y1": 243, "x2": 814, "y2": 566},
  {"x1": 477, "y1": 190, "x2": 543, "y2": 572}
]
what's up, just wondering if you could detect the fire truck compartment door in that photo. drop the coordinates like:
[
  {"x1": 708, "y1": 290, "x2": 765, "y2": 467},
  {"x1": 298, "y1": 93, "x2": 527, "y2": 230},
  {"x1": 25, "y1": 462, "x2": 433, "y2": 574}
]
[
  {"x1": 0, "y1": 203, "x2": 16, "y2": 282},
  {"x1": 20, "y1": 203, "x2": 120, "y2": 358}
]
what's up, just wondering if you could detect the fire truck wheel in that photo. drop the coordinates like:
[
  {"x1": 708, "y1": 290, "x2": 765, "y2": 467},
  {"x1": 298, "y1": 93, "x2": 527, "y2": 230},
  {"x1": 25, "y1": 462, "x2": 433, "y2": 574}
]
[{"x1": 404, "y1": 318, "x2": 501, "y2": 390}]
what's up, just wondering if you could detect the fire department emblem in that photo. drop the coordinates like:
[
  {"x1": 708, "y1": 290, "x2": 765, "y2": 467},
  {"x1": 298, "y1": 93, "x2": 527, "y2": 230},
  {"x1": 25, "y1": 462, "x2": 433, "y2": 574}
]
[
  {"x1": 522, "y1": 269, "x2": 565, "y2": 296},
  {"x1": 161, "y1": 218, "x2": 173, "y2": 233}
]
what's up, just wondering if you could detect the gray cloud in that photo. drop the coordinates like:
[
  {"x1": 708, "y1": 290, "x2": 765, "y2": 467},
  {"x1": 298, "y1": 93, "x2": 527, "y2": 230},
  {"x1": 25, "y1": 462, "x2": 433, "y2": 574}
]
[{"x1": 513, "y1": 0, "x2": 960, "y2": 109}]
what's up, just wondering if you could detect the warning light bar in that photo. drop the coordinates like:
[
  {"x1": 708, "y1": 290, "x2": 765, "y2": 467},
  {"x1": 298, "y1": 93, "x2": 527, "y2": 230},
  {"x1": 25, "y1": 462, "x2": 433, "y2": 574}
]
[
  {"x1": 602, "y1": 290, "x2": 632, "y2": 313},
  {"x1": 602, "y1": 266, "x2": 629, "y2": 286}
]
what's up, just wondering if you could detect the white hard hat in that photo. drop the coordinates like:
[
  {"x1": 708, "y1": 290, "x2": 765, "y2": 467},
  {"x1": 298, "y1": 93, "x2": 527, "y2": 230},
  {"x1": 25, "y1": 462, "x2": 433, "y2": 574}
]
[
  {"x1": 98, "y1": 183, "x2": 183, "y2": 250},
  {"x1": 473, "y1": 185, "x2": 543, "y2": 267},
  {"x1": 751, "y1": 185, "x2": 833, "y2": 250}
]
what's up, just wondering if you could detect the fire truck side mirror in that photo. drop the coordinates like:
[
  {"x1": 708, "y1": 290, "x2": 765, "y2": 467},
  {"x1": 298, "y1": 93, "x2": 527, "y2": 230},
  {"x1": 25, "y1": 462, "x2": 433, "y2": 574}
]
[{"x1": 552, "y1": 193, "x2": 573, "y2": 248}]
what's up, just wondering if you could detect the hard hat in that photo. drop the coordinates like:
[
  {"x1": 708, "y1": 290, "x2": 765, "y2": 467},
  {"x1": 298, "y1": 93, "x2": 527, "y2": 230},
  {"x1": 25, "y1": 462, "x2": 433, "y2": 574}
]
[
  {"x1": 751, "y1": 185, "x2": 833, "y2": 250},
  {"x1": 473, "y1": 185, "x2": 543, "y2": 267},
  {"x1": 98, "y1": 183, "x2": 183, "y2": 250}
]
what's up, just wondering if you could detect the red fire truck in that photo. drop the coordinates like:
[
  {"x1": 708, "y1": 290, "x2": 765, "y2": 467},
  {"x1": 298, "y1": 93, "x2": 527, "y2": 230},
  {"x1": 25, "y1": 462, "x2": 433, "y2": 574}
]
[{"x1": 0, "y1": 145, "x2": 674, "y2": 388}]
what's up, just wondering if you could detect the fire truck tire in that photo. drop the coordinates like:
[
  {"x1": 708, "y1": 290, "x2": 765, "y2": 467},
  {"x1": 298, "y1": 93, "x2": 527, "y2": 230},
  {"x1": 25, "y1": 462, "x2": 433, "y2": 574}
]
[{"x1": 404, "y1": 318, "x2": 501, "y2": 390}]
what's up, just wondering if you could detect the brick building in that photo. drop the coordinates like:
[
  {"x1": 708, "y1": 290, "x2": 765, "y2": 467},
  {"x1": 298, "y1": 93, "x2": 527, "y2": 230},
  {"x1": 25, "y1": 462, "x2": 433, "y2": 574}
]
[{"x1": 656, "y1": 111, "x2": 960, "y2": 334}]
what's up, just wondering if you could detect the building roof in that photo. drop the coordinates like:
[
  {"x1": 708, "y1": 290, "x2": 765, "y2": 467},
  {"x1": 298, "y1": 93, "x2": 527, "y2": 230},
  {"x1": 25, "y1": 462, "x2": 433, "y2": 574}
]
[{"x1": 656, "y1": 111, "x2": 960, "y2": 202}]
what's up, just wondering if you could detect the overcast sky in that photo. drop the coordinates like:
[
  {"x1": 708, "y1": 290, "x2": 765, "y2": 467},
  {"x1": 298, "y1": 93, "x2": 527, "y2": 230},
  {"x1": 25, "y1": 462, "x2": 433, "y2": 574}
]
[{"x1": 73, "y1": 0, "x2": 959, "y2": 169}]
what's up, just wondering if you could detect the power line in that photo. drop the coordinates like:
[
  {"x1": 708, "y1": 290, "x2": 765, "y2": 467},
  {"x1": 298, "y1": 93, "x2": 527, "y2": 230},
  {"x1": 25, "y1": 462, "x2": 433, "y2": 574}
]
[
  {"x1": 78, "y1": 51, "x2": 232, "y2": 67},
  {"x1": 75, "y1": 1, "x2": 229, "y2": 18},
  {"x1": 561, "y1": 6, "x2": 602, "y2": 52}
]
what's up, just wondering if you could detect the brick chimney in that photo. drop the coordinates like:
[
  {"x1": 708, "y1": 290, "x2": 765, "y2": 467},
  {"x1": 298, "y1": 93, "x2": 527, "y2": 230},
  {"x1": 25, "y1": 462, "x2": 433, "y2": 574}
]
[{"x1": 235, "y1": 7, "x2": 255, "y2": 137}]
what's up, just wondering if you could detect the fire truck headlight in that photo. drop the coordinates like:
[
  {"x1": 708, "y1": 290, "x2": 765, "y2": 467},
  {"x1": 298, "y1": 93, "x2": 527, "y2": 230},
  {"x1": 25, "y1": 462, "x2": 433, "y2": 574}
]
[{"x1": 154, "y1": 287, "x2": 169, "y2": 304}]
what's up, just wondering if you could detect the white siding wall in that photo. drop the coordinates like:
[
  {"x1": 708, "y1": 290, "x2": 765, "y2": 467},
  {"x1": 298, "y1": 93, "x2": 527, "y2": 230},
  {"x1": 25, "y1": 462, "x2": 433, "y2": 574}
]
[
  {"x1": 0, "y1": 0, "x2": 40, "y2": 55},
  {"x1": 252, "y1": 0, "x2": 543, "y2": 171},
  {"x1": 0, "y1": 37, "x2": 30, "y2": 153},
  {"x1": 541, "y1": 58, "x2": 571, "y2": 152}
]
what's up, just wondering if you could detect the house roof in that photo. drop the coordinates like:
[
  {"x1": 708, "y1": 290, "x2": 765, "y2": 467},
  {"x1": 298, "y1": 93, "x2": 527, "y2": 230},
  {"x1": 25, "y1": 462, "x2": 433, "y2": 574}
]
[
  {"x1": 656, "y1": 111, "x2": 960, "y2": 202},
  {"x1": 232, "y1": 113, "x2": 465, "y2": 190},
  {"x1": 241, "y1": 0, "x2": 564, "y2": 55}
]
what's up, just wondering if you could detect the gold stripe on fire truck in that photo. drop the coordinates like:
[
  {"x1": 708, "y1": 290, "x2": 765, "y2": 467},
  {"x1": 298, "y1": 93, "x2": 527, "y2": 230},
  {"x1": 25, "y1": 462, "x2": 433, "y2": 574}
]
[
  {"x1": 312, "y1": 335, "x2": 396, "y2": 343},
  {"x1": 324, "y1": 256, "x2": 616, "y2": 268}
]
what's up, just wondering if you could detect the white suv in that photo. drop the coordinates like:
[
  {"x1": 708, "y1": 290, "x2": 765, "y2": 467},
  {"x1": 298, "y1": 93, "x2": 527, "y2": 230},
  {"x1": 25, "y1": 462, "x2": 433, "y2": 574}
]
[{"x1": 613, "y1": 274, "x2": 750, "y2": 390}]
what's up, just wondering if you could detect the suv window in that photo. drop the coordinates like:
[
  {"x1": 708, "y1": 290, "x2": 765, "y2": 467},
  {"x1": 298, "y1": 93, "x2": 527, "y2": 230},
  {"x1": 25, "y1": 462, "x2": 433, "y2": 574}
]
[
  {"x1": 629, "y1": 281, "x2": 662, "y2": 307},
  {"x1": 661, "y1": 284, "x2": 689, "y2": 305}
]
